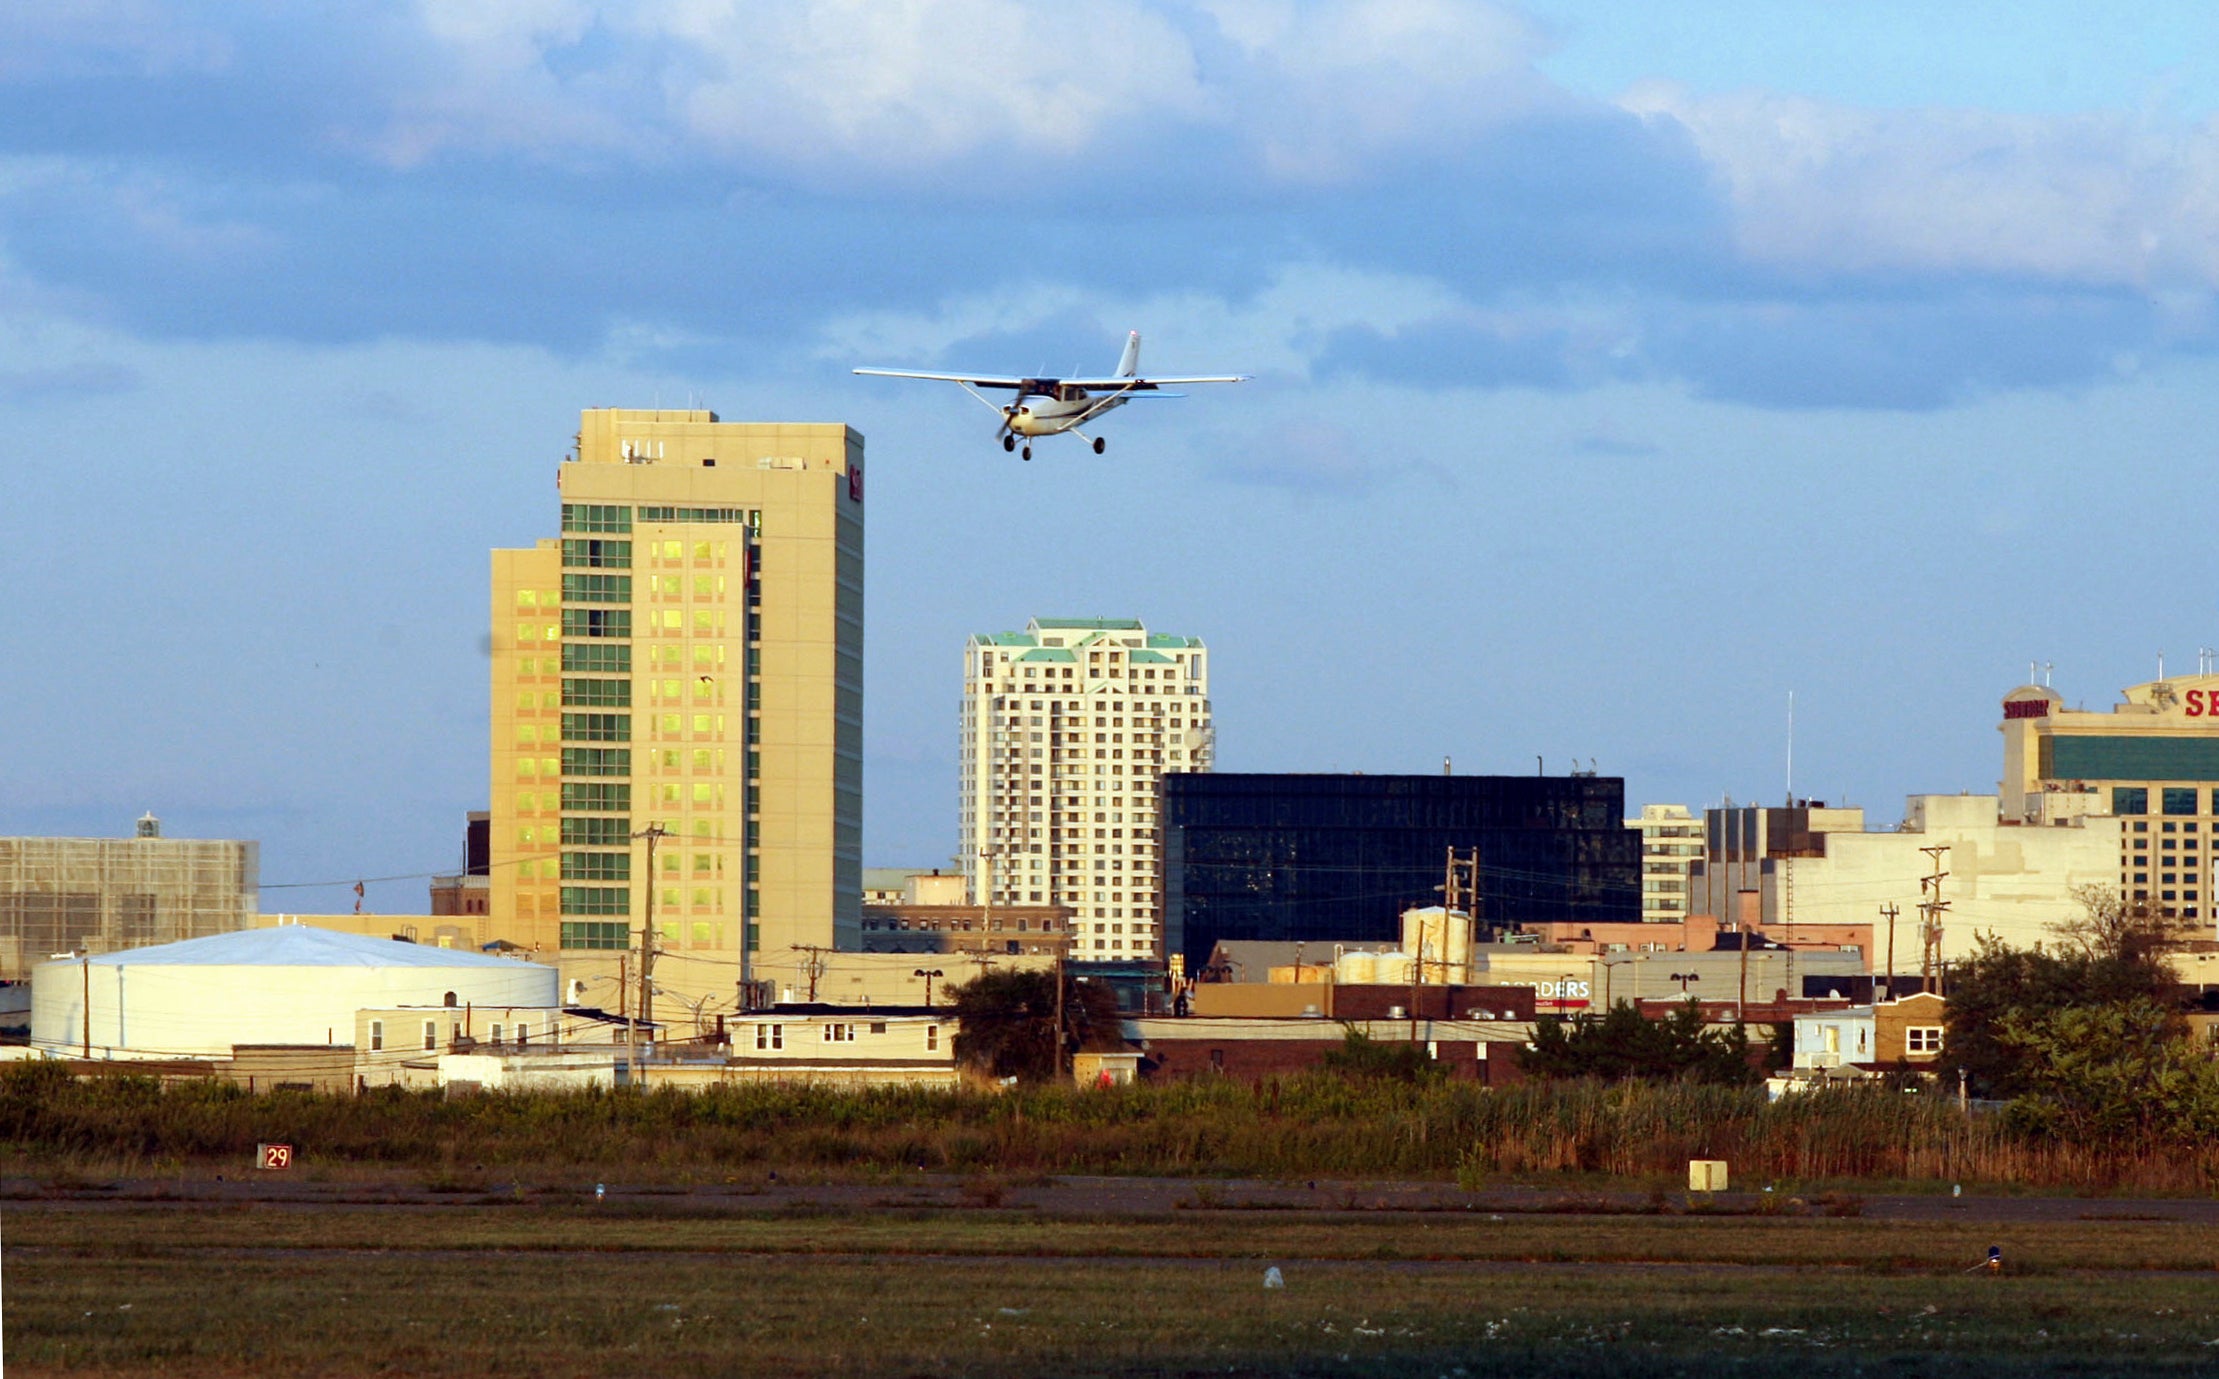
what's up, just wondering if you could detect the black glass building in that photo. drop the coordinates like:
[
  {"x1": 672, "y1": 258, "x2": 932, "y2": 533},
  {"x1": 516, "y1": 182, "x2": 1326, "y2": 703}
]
[{"x1": 1161, "y1": 774, "x2": 1639, "y2": 967}]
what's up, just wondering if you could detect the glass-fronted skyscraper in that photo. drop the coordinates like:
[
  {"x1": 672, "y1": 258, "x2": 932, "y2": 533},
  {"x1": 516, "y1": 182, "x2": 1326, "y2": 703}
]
[
  {"x1": 2001, "y1": 673, "x2": 2219, "y2": 925},
  {"x1": 1161, "y1": 774, "x2": 1638, "y2": 967}
]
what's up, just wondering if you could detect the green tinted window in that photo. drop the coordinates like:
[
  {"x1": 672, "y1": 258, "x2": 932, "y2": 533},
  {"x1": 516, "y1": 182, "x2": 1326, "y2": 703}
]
[
  {"x1": 562, "y1": 643, "x2": 630, "y2": 674},
  {"x1": 638, "y1": 506, "x2": 746, "y2": 523},
  {"x1": 562, "y1": 678, "x2": 630, "y2": 707},
  {"x1": 561, "y1": 538, "x2": 631, "y2": 568},
  {"x1": 2114, "y1": 787, "x2": 2149, "y2": 815},
  {"x1": 562, "y1": 608, "x2": 631, "y2": 639},
  {"x1": 562, "y1": 713, "x2": 629, "y2": 742},
  {"x1": 559, "y1": 920, "x2": 629, "y2": 949},
  {"x1": 561, "y1": 573, "x2": 631, "y2": 603},
  {"x1": 561, "y1": 817, "x2": 630, "y2": 846},
  {"x1": 560, "y1": 887, "x2": 629, "y2": 916},
  {"x1": 561, "y1": 852, "x2": 630, "y2": 881},
  {"x1": 561, "y1": 504, "x2": 631, "y2": 533},
  {"x1": 2164, "y1": 787, "x2": 2199, "y2": 816},
  {"x1": 560, "y1": 783, "x2": 630, "y2": 812},
  {"x1": 561, "y1": 747, "x2": 630, "y2": 776}
]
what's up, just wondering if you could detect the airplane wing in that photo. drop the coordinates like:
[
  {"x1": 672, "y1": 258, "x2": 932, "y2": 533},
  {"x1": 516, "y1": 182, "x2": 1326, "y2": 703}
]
[
  {"x1": 852, "y1": 368, "x2": 1037, "y2": 390},
  {"x1": 1053, "y1": 375, "x2": 1249, "y2": 390}
]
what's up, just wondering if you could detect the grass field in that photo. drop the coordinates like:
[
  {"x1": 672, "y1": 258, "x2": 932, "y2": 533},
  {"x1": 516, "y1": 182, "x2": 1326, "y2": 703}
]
[
  {"x1": 10, "y1": 1066, "x2": 2219, "y2": 1192},
  {"x1": 9, "y1": 1201, "x2": 2219, "y2": 1377}
]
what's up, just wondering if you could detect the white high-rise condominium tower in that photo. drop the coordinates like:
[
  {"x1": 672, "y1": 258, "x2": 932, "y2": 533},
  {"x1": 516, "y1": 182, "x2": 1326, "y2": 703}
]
[{"x1": 961, "y1": 618, "x2": 1212, "y2": 959}]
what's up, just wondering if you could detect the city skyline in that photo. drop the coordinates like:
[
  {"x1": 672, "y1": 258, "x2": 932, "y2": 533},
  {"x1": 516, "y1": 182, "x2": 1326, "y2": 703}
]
[{"x1": 10, "y1": 6, "x2": 2219, "y2": 910}]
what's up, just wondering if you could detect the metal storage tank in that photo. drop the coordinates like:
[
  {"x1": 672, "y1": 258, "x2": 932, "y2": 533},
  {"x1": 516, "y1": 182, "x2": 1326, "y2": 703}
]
[{"x1": 30, "y1": 924, "x2": 559, "y2": 1059}]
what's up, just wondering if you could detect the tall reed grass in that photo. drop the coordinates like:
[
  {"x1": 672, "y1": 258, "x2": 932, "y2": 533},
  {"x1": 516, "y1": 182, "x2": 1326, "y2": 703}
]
[{"x1": 3, "y1": 1062, "x2": 2211, "y2": 1191}]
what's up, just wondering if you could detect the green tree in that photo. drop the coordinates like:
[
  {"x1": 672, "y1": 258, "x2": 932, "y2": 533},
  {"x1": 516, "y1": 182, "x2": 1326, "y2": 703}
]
[
  {"x1": 1520, "y1": 999, "x2": 1757, "y2": 1086},
  {"x1": 1320, "y1": 1027, "x2": 1442, "y2": 1082},
  {"x1": 1996, "y1": 997, "x2": 2219, "y2": 1143},
  {"x1": 948, "y1": 969, "x2": 1124, "y2": 1082},
  {"x1": 1946, "y1": 890, "x2": 2179, "y2": 1097}
]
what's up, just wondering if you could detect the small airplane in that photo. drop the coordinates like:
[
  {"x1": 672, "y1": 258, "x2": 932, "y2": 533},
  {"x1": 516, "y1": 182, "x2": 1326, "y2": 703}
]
[{"x1": 855, "y1": 331, "x2": 1247, "y2": 459}]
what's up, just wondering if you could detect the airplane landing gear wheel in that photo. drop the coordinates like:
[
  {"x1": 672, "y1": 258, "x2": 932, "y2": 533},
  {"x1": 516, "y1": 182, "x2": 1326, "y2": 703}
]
[
  {"x1": 1002, "y1": 434, "x2": 1016, "y2": 453},
  {"x1": 1092, "y1": 436, "x2": 1106, "y2": 455},
  {"x1": 1021, "y1": 445, "x2": 1032, "y2": 461}
]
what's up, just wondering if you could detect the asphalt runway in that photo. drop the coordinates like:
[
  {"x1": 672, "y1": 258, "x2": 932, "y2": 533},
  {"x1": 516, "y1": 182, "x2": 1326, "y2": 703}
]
[{"x1": 8, "y1": 1172, "x2": 2216, "y2": 1223}]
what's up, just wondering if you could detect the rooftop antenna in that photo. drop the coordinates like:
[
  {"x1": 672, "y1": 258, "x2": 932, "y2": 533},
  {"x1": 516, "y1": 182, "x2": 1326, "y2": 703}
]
[
  {"x1": 1786, "y1": 689, "x2": 1795, "y2": 806},
  {"x1": 2158, "y1": 650, "x2": 2166, "y2": 682},
  {"x1": 1443, "y1": 755, "x2": 1452, "y2": 776},
  {"x1": 2044, "y1": 661, "x2": 2053, "y2": 687}
]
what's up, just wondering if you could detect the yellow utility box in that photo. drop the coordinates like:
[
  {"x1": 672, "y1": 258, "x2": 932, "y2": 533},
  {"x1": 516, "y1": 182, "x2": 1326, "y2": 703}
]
[{"x1": 1688, "y1": 1160, "x2": 1729, "y2": 1192}]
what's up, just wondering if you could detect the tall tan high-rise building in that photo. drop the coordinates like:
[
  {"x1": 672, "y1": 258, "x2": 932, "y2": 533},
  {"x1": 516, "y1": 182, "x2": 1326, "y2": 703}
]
[
  {"x1": 1628, "y1": 803, "x2": 1701, "y2": 924},
  {"x1": 960, "y1": 617, "x2": 1211, "y2": 960},
  {"x1": 490, "y1": 411, "x2": 863, "y2": 1022}
]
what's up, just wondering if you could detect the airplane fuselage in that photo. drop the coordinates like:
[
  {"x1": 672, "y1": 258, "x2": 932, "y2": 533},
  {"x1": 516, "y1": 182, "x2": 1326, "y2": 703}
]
[
  {"x1": 852, "y1": 331, "x2": 1245, "y2": 456},
  {"x1": 1006, "y1": 389, "x2": 1131, "y2": 437}
]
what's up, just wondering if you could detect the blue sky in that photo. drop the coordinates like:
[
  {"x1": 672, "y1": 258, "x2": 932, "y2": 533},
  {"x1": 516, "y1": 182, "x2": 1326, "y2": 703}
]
[{"x1": 6, "y1": 2, "x2": 2219, "y2": 912}]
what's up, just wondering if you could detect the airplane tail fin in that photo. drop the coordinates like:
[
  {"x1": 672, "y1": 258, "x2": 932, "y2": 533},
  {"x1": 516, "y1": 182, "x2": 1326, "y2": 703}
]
[{"x1": 1115, "y1": 330, "x2": 1141, "y2": 378}]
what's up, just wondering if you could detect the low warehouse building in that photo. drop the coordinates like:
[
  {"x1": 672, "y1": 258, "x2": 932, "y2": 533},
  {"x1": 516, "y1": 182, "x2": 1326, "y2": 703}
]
[{"x1": 31, "y1": 924, "x2": 558, "y2": 1059}]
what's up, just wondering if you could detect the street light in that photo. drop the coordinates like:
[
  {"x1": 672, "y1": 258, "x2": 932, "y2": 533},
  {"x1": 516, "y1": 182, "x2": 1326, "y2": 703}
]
[
  {"x1": 1668, "y1": 972, "x2": 1701, "y2": 994},
  {"x1": 912, "y1": 967, "x2": 945, "y2": 1006},
  {"x1": 1600, "y1": 955, "x2": 1637, "y2": 1008}
]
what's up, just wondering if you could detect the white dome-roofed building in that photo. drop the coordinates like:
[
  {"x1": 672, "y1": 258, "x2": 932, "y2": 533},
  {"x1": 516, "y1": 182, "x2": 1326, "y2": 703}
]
[{"x1": 31, "y1": 924, "x2": 559, "y2": 1059}]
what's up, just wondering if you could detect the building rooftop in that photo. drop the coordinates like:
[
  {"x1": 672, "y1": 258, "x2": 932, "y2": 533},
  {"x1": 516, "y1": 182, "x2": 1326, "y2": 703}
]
[
  {"x1": 1203, "y1": 939, "x2": 1398, "y2": 980},
  {"x1": 53, "y1": 925, "x2": 548, "y2": 970}
]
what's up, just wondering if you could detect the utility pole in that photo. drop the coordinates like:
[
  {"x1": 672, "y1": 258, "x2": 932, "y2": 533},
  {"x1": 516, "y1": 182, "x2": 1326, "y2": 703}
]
[
  {"x1": 1408, "y1": 934, "x2": 1424, "y2": 1044},
  {"x1": 620, "y1": 951, "x2": 635, "y2": 1086},
  {"x1": 1736, "y1": 902, "x2": 1749, "y2": 1024},
  {"x1": 1442, "y1": 844, "x2": 1458, "y2": 961},
  {"x1": 634, "y1": 822, "x2": 667, "y2": 1064},
  {"x1": 1879, "y1": 903, "x2": 1899, "y2": 1003},
  {"x1": 82, "y1": 956, "x2": 91, "y2": 1058},
  {"x1": 1918, "y1": 846, "x2": 1951, "y2": 997},
  {"x1": 790, "y1": 944, "x2": 830, "y2": 1001},
  {"x1": 1052, "y1": 951, "x2": 1066, "y2": 1083},
  {"x1": 1443, "y1": 845, "x2": 1482, "y2": 942}
]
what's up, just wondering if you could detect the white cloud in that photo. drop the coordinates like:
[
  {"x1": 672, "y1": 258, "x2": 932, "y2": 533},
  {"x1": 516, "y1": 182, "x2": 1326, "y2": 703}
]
[
  {"x1": 0, "y1": 3, "x2": 233, "y2": 80},
  {"x1": 1623, "y1": 82, "x2": 2219, "y2": 291},
  {"x1": 659, "y1": 0, "x2": 1210, "y2": 167},
  {"x1": 812, "y1": 260, "x2": 1466, "y2": 375},
  {"x1": 369, "y1": 1, "x2": 642, "y2": 166},
  {"x1": 364, "y1": 0, "x2": 1548, "y2": 182},
  {"x1": 1198, "y1": 0, "x2": 1552, "y2": 180}
]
